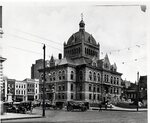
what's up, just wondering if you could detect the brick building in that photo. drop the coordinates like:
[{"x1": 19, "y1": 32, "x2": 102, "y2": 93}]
[
  {"x1": 31, "y1": 59, "x2": 49, "y2": 79},
  {"x1": 39, "y1": 18, "x2": 122, "y2": 105}
]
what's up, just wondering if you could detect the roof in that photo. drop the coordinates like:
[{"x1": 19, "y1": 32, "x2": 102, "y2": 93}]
[{"x1": 67, "y1": 31, "x2": 97, "y2": 46}]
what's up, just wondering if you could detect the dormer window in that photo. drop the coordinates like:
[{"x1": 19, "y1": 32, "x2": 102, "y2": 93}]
[
  {"x1": 104, "y1": 63, "x2": 109, "y2": 69},
  {"x1": 93, "y1": 62, "x2": 96, "y2": 67}
]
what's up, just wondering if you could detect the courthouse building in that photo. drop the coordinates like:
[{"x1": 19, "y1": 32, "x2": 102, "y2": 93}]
[{"x1": 39, "y1": 18, "x2": 122, "y2": 104}]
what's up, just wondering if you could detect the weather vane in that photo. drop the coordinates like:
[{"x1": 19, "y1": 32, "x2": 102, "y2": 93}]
[{"x1": 81, "y1": 13, "x2": 83, "y2": 20}]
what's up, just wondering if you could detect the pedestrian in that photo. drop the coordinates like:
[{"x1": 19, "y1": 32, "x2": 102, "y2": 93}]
[
  {"x1": 105, "y1": 103, "x2": 107, "y2": 110},
  {"x1": 99, "y1": 102, "x2": 102, "y2": 111}
]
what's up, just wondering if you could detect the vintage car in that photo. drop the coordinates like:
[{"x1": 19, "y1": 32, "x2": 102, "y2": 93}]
[
  {"x1": 67, "y1": 101, "x2": 89, "y2": 112},
  {"x1": 44, "y1": 101, "x2": 64, "y2": 110},
  {"x1": 4, "y1": 101, "x2": 33, "y2": 114}
]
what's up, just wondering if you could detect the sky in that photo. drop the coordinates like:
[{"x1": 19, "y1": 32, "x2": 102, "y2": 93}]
[{"x1": 0, "y1": 1, "x2": 148, "y2": 82}]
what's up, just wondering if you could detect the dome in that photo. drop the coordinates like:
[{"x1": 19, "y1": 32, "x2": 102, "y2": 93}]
[
  {"x1": 67, "y1": 31, "x2": 97, "y2": 45},
  {"x1": 66, "y1": 19, "x2": 97, "y2": 46}
]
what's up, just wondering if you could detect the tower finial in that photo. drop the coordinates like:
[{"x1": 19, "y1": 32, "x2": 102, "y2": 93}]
[{"x1": 81, "y1": 13, "x2": 83, "y2": 20}]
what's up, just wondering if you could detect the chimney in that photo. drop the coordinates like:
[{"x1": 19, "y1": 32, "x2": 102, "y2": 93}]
[{"x1": 58, "y1": 53, "x2": 62, "y2": 60}]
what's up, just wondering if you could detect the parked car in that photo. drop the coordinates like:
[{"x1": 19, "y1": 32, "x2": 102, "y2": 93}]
[{"x1": 67, "y1": 101, "x2": 89, "y2": 112}]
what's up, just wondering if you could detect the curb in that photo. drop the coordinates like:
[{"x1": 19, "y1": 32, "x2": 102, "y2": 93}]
[
  {"x1": 90, "y1": 107, "x2": 147, "y2": 112},
  {"x1": 1, "y1": 114, "x2": 43, "y2": 121}
]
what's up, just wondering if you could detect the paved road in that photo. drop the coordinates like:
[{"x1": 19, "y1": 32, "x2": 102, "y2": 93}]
[{"x1": 2, "y1": 108, "x2": 147, "y2": 123}]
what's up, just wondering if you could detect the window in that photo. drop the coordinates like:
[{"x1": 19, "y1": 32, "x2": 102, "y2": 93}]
[
  {"x1": 117, "y1": 78, "x2": 119, "y2": 85},
  {"x1": 93, "y1": 72, "x2": 96, "y2": 81},
  {"x1": 89, "y1": 84, "x2": 92, "y2": 91},
  {"x1": 70, "y1": 71, "x2": 74, "y2": 80},
  {"x1": 89, "y1": 71, "x2": 92, "y2": 81},
  {"x1": 85, "y1": 48, "x2": 87, "y2": 54},
  {"x1": 97, "y1": 73, "x2": 100, "y2": 82},
  {"x1": 89, "y1": 94, "x2": 92, "y2": 100},
  {"x1": 79, "y1": 93, "x2": 82, "y2": 100},
  {"x1": 62, "y1": 70, "x2": 65, "y2": 80},
  {"x1": 59, "y1": 71, "x2": 62, "y2": 80},
  {"x1": 111, "y1": 76, "x2": 113, "y2": 84},
  {"x1": 71, "y1": 84, "x2": 73, "y2": 91},
  {"x1": 24, "y1": 90, "x2": 25, "y2": 95},
  {"x1": 79, "y1": 71, "x2": 83, "y2": 80},
  {"x1": 104, "y1": 63, "x2": 109, "y2": 69},
  {"x1": 93, "y1": 86, "x2": 96, "y2": 92},
  {"x1": 71, "y1": 93, "x2": 74, "y2": 99},
  {"x1": 24, "y1": 85, "x2": 26, "y2": 88},
  {"x1": 62, "y1": 84, "x2": 65, "y2": 91},
  {"x1": 97, "y1": 94, "x2": 100, "y2": 100},
  {"x1": 93, "y1": 62, "x2": 96, "y2": 67},
  {"x1": 53, "y1": 72, "x2": 56, "y2": 81},
  {"x1": 79, "y1": 84, "x2": 82, "y2": 91},
  {"x1": 97, "y1": 86, "x2": 100, "y2": 92},
  {"x1": 104, "y1": 75, "x2": 107, "y2": 82},
  {"x1": 117, "y1": 88, "x2": 119, "y2": 94},
  {"x1": 58, "y1": 93, "x2": 61, "y2": 99},
  {"x1": 93, "y1": 94, "x2": 96, "y2": 100},
  {"x1": 107, "y1": 75, "x2": 109, "y2": 82},
  {"x1": 62, "y1": 94, "x2": 65, "y2": 99},
  {"x1": 114, "y1": 77, "x2": 116, "y2": 84},
  {"x1": 58, "y1": 85, "x2": 61, "y2": 91}
]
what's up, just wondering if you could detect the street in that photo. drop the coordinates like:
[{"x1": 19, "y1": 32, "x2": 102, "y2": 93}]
[{"x1": 2, "y1": 108, "x2": 147, "y2": 123}]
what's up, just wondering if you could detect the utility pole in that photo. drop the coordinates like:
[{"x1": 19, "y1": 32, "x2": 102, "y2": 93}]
[
  {"x1": 42, "y1": 44, "x2": 46, "y2": 117},
  {"x1": 137, "y1": 71, "x2": 139, "y2": 111}
]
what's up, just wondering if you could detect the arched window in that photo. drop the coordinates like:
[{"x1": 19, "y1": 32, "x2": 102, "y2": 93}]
[
  {"x1": 53, "y1": 72, "x2": 56, "y2": 81},
  {"x1": 89, "y1": 49, "x2": 91, "y2": 55},
  {"x1": 58, "y1": 71, "x2": 62, "y2": 80},
  {"x1": 107, "y1": 75, "x2": 109, "y2": 82},
  {"x1": 79, "y1": 70, "x2": 83, "y2": 80},
  {"x1": 104, "y1": 74, "x2": 107, "y2": 82},
  {"x1": 97, "y1": 73, "x2": 100, "y2": 82},
  {"x1": 111, "y1": 76, "x2": 113, "y2": 84},
  {"x1": 114, "y1": 77, "x2": 116, "y2": 84},
  {"x1": 117, "y1": 78, "x2": 119, "y2": 85},
  {"x1": 87, "y1": 48, "x2": 89, "y2": 55},
  {"x1": 93, "y1": 72, "x2": 96, "y2": 81},
  {"x1": 70, "y1": 71, "x2": 74, "y2": 80},
  {"x1": 85, "y1": 48, "x2": 87, "y2": 54},
  {"x1": 62, "y1": 70, "x2": 65, "y2": 80},
  {"x1": 93, "y1": 62, "x2": 96, "y2": 67},
  {"x1": 89, "y1": 71, "x2": 92, "y2": 81}
]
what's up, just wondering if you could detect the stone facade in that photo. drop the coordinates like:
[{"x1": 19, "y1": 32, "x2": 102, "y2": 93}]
[{"x1": 39, "y1": 18, "x2": 122, "y2": 104}]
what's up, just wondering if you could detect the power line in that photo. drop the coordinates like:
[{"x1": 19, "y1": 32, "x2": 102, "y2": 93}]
[
  {"x1": 2, "y1": 44, "x2": 49, "y2": 56},
  {"x1": 12, "y1": 28, "x2": 62, "y2": 46},
  {"x1": 101, "y1": 43, "x2": 145, "y2": 55},
  {"x1": 6, "y1": 33, "x2": 63, "y2": 52}
]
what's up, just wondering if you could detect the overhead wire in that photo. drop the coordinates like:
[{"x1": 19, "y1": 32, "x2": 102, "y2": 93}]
[{"x1": 5, "y1": 33, "x2": 63, "y2": 52}]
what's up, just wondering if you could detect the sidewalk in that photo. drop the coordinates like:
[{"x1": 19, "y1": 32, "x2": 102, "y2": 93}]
[
  {"x1": 1, "y1": 112, "x2": 42, "y2": 121},
  {"x1": 90, "y1": 105, "x2": 147, "y2": 112}
]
